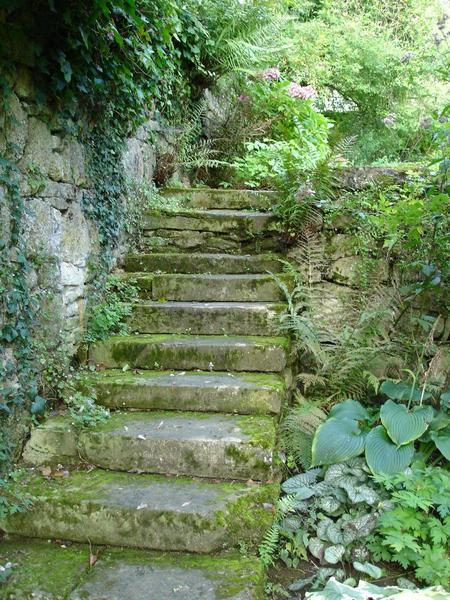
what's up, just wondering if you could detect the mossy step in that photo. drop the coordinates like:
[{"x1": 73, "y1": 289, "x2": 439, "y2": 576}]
[
  {"x1": 143, "y1": 209, "x2": 277, "y2": 235},
  {"x1": 127, "y1": 301, "x2": 285, "y2": 336},
  {"x1": 0, "y1": 539, "x2": 264, "y2": 599},
  {"x1": 84, "y1": 369, "x2": 284, "y2": 415},
  {"x1": 24, "y1": 412, "x2": 278, "y2": 481},
  {"x1": 88, "y1": 334, "x2": 290, "y2": 372},
  {"x1": 141, "y1": 230, "x2": 281, "y2": 254},
  {"x1": 124, "y1": 273, "x2": 290, "y2": 302},
  {"x1": 1, "y1": 470, "x2": 278, "y2": 553},
  {"x1": 123, "y1": 252, "x2": 283, "y2": 274},
  {"x1": 162, "y1": 186, "x2": 277, "y2": 211}
]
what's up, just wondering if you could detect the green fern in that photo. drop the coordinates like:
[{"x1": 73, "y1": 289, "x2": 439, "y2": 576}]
[{"x1": 280, "y1": 402, "x2": 327, "y2": 470}]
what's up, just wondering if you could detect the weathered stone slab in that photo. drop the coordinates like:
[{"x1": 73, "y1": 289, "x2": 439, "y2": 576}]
[
  {"x1": 0, "y1": 537, "x2": 90, "y2": 599},
  {"x1": 88, "y1": 334, "x2": 290, "y2": 372},
  {"x1": 23, "y1": 416, "x2": 78, "y2": 467},
  {"x1": 141, "y1": 230, "x2": 281, "y2": 254},
  {"x1": 161, "y1": 187, "x2": 277, "y2": 211},
  {"x1": 27, "y1": 412, "x2": 276, "y2": 480},
  {"x1": 70, "y1": 548, "x2": 264, "y2": 600},
  {"x1": 144, "y1": 273, "x2": 289, "y2": 302},
  {"x1": 127, "y1": 301, "x2": 285, "y2": 336},
  {"x1": 1, "y1": 470, "x2": 278, "y2": 552},
  {"x1": 123, "y1": 252, "x2": 283, "y2": 274},
  {"x1": 87, "y1": 370, "x2": 284, "y2": 415},
  {"x1": 143, "y1": 209, "x2": 277, "y2": 234}
]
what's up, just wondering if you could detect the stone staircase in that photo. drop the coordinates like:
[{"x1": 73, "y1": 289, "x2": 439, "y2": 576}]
[{"x1": 1, "y1": 189, "x2": 291, "y2": 599}]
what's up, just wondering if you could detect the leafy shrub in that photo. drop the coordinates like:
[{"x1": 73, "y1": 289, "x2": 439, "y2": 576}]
[
  {"x1": 84, "y1": 275, "x2": 138, "y2": 344},
  {"x1": 311, "y1": 382, "x2": 449, "y2": 475},
  {"x1": 233, "y1": 78, "x2": 331, "y2": 189},
  {"x1": 368, "y1": 465, "x2": 450, "y2": 586},
  {"x1": 260, "y1": 459, "x2": 386, "y2": 577}
]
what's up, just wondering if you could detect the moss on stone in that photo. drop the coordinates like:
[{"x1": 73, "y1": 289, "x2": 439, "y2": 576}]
[{"x1": 0, "y1": 537, "x2": 91, "y2": 597}]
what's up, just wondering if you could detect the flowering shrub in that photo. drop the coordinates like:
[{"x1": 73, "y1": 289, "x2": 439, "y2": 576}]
[{"x1": 233, "y1": 74, "x2": 331, "y2": 189}]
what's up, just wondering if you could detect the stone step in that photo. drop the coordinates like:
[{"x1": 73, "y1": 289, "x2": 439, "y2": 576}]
[
  {"x1": 141, "y1": 228, "x2": 281, "y2": 254},
  {"x1": 0, "y1": 539, "x2": 264, "y2": 599},
  {"x1": 143, "y1": 209, "x2": 277, "y2": 234},
  {"x1": 72, "y1": 547, "x2": 265, "y2": 600},
  {"x1": 123, "y1": 252, "x2": 283, "y2": 274},
  {"x1": 124, "y1": 273, "x2": 289, "y2": 302},
  {"x1": 1, "y1": 470, "x2": 278, "y2": 553},
  {"x1": 89, "y1": 334, "x2": 290, "y2": 373},
  {"x1": 85, "y1": 370, "x2": 284, "y2": 415},
  {"x1": 161, "y1": 186, "x2": 277, "y2": 211},
  {"x1": 127, "y1": 302, "x2": 284, "y2": 336},
  {"x1": 24, "y1": 412, "x2": 277, "y2": 481}
]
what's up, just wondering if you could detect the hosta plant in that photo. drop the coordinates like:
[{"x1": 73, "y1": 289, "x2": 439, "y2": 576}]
[{"x1": 311, "y1": 384, "x2": 450, "y2": 475}]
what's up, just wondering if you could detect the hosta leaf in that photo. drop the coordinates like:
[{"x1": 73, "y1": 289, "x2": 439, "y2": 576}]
[
  {"x1": 380, "y1": 380, "x2": 430, "y2": 403},
  {"x1": 353, "y1": 561, "x2": 382, "y2": 579},
  {"x1": 324, "y1": 544, "x2": 345, "y2": 564},
  {"x1": 312, "y1": 418, "x2": 366, "y2": 466},
  {"x1": 329, "y1": 400, "x2": 369, "y2": 421},
  {"x1": 413, "y1": 405, "x2": 435, "y2": 425},
  {"x1": 429, "y1": 411, "x2": 450, "y2": 432},
  {"x1": 365, "y1": 426, "x2": 414, "y2": 475},
  {"x1": 380, "y1": 400, "x2": 428, "y2": 446},
  {"x1": 430, "y1": 427, "x2": 450, "y2": 460}
]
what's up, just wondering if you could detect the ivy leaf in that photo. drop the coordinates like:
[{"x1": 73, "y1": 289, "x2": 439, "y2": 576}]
[
  {"x1": 380, "y1": 400, "x2": 428, "y2": 446},
  {"x1": 365, "y1": 426, "x2": 414, "y2": 475},
  {"x1": 312, "y1": 418, "x2": 366, "y2": 466}
]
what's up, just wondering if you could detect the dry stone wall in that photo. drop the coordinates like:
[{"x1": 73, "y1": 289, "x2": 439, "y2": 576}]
[{"x1": 1, "y1": 67, "x2": 166, "y2": 346}]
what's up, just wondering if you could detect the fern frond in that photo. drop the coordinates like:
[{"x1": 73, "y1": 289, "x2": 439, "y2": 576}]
[
  {"x1": 259, "y1": 522, "x2": 281, "y2": 566},
  {"x1": 280, "y1": 403, "x2": 327, "y2": 470}
]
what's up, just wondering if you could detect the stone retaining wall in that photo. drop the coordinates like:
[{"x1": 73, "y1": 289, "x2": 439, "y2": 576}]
[{"x1": 1, "y1": 67, "x2": 171, "y2": 345}]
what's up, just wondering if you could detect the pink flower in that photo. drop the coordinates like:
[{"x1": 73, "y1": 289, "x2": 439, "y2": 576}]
[
  {"x1": 262, "y1": 67, "x2": 281, "y2": 81},
  {"x1": 287, "y1": 83, "x2": 317, "y2": 100},
  {"x1": 238, "y1": 95, "x2": 250, "y2": 102}
]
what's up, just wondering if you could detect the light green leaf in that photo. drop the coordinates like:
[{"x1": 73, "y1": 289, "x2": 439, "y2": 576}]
[
  {"x1": 430, "y1": 428, "x2": 450, "y2": 460},
  {"x1": 312, "y1": 418, "x2": 366, "y2": 466},
  {"x1": 282, "y1": 468, "x2": 322, "y2": 493},
  {"x1": 380, "y1": 400, "x2": 428, "y2": 446},
  {"x1": 329, "y1": 400, "x2": 369, "y2": 421},
  {"x1": 353, "y1": 561, "x2": 382, "y2": 579},
  {"x1": 324, "y1": 544, "x2": 345, "y2": 564},
  {"x1": 365, "y1": 426, "x2": 414, "y2": 475}
]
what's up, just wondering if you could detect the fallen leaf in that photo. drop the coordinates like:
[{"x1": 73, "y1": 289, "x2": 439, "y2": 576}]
[
  {"x1": 89, "y1": 553, "x2": 98, "y2": 567},
  {"x1": 40, "y1": 466, "x2": 52, "y2": 478}
]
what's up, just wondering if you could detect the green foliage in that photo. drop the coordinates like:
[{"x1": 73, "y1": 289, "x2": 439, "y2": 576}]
[
  {"x1": 260, "y1": 459, "x2": 385, "y2": 583},
  {"x1": 304, "y1": 577, "x2": 448, "y2": 599},
  {"x1": 368, "y1": 465, "x2": 450, "y2": 586},
  {"x1": 280, "y1": 401, "x2": 327, "y2": 470},
  {"x1": 311, "y1": 387, "x2": 450, "y2": 474},
  {"x1": 65, "y1": 391, "x2": 110, "y2": 429},
  {"x1": 233, "y1": 79, "x2": 331, "y2": 190},
  {"x1": 0, "y1": 470, "x2": 33, "y2": 520},
  {"x1": 281, "y1": 1, "x2": 447, "y2": 163},
  {"x1": 1, "y1": 0, "x2": 207, "y2": 130},
  {"x1": 84, "y1": 275, "x2": 138, "y2": 344}
]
